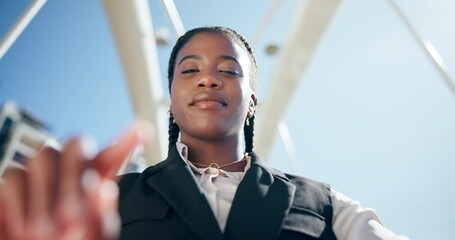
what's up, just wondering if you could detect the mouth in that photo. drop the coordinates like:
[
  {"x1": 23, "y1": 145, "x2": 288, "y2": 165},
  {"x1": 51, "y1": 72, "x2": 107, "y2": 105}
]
[{"x1": 189, "y1": 92, "x2": 227, "y2": 109}]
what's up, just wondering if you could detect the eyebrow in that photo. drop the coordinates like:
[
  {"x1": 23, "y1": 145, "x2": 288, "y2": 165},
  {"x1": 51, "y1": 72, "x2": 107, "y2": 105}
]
[
  {"x1": 178, "y1": 54, "x2": 240, "y2": 66},
  {"x1": 219, "y1": 55, "x2": 240, "y2": 64},
  {"x1": 178, "y1": 55, "x2": 201, "y2": 65}
]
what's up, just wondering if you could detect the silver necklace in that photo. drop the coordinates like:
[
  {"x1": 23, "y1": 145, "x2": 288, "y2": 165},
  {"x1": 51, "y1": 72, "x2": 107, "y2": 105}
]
[{"x1": 190, "y1": 155, "x2": 248, "y2": 170}]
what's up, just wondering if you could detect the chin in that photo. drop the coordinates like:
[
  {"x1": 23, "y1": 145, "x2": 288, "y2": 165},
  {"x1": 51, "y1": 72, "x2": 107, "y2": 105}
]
[{"x1": 188, "y1": 123, "x2": 233, "y2": 140}]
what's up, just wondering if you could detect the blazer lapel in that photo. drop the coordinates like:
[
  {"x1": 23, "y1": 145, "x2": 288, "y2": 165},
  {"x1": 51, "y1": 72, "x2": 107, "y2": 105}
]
[
  {"x1": 146, "y1": 148, "x2": 223, "y2": 240},
  {"x1": 224, "y1": 153, "x2": 296, "y2": 240}
]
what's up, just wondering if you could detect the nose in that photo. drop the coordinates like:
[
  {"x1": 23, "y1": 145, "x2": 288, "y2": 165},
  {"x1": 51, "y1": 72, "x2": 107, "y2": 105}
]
[{"x1": 197, "y1": 70, "x2": 222, "y2": 89}]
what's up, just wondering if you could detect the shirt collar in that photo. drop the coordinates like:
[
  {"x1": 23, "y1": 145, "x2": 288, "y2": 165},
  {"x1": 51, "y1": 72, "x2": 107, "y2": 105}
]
[{"x1": 175, "y1": 142, "x2": 251, "y2": 175}]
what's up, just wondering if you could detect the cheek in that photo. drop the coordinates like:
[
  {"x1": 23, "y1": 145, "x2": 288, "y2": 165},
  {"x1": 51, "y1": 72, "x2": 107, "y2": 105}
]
[
  {"x1": 170, "y1": 83, "x2": 193, "y2": 124},
  {"x1": 239, "y1": 82, "x2": 253, "y2": 105},
  {"x1": 230, "y1": 85, "x2": 252, "y2": 116},
  {"x1": 170, "y1": 86, "x2": 184, "y2": 115},
  {"x1": 170, "y1": 94, "x2": 183, "y2": 115}
]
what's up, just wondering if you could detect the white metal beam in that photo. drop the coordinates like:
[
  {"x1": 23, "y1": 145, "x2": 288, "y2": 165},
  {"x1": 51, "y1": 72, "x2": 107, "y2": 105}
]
[
  {"x1": 161, "y1": 0, "x2": 186, "y2": 37},
  {"x1": 387, "y1": 0, "x2": 455, "y2": 98},
  {"x1": 255, "y1": 0, "x2": 342, "y2": 160},
  {"x1": 0, "y1": 0, "x2": 47, "y2": 60},
  {"x1": 250, "y1": 0, "x2": 284, "y2": 47},
  {"x1": 102, "y1": 0, "x2": 167, "y2": 165}
]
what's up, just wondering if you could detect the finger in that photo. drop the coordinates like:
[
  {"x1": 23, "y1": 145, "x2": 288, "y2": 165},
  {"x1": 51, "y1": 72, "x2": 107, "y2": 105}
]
[
  {"x1": 56, "y1": 137, "x2": 95, "y2": 236},
  {"x1": 0, "y1": 186, "x2": 7, "y2": 239},
  {"x1": 84, "y1": 176, "x2": 120, "y2": 240},
  {"x1": 91, "y1": 122, "x2": 147, "y2": 178},
  {"x1": 58, "y1": 137, "x2": 95, "y2": 201},
  {"x1": 98, "y1": 180, "x2": 121, "y2": 240},
  {"x1": 2, "y1": 168, "x2": 27, "y2": 239},
  {"x1": 57, "y1": 169, "x2": 102, "y2": 240},
  {"x1": 26, "y1": 147, "x2": 60, "y2": 239}
]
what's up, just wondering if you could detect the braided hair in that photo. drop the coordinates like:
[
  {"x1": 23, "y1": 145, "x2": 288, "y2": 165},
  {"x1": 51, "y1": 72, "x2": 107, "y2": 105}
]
[{"x1": 167, "y1": 26, "x2": 258, "y2": 153}]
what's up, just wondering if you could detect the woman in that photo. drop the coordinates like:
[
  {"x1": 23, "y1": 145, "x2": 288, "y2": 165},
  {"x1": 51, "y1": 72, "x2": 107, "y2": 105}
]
[{"x1": 0, "y1": 26, "x2": 408, "y2": 239}]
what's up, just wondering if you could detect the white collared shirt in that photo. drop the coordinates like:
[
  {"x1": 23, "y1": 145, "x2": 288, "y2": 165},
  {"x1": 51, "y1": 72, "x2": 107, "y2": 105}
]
[{"x1": 175, "y1": 142, "x2": 408, "y2": 240}]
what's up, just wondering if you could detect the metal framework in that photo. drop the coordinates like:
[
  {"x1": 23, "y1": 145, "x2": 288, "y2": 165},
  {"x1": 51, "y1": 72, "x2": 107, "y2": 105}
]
[
  {"x1": 2, "y1": 0, "x2": 452, "y2": 167},
  {"x1": 100, "y1": 0, "x2": 453, "y2": 166},
  {"x1": 255, "y1": 0, "x2": 342, "y2": 160}
]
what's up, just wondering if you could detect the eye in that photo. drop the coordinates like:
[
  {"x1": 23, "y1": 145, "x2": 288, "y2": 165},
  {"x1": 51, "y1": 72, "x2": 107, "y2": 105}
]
[
  {"x1": 181, "y1": 69, "x2": 199, "y2": 74},
  {"x1": 219, "y1": 69, "x2": 240, "y2": 76}
]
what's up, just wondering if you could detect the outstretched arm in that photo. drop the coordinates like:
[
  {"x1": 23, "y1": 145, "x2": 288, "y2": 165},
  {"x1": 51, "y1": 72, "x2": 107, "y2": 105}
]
[
  {"x1": 0, "y1": 123, "x2": 144, "y2": 240},
  {"x1": 331, "y1": 189, "x2": 409, "y2": 240}
]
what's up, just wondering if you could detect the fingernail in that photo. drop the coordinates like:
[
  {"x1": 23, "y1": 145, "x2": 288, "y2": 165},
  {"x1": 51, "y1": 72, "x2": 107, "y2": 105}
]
[
  {"x1": 108, "y1": 119, "x2": 153, "y2": 149},
  {"x1": 100, "y1": 180, "x2": 119, "y2": 201},
  {"x1": 79, "y1": 135, "x2": 98, "y2": 160},
  {"x1": 133, "y1": 118, "x2": 154, "y2": 143},
  {"x1": 81, "y1": 169, "x2": 100, "y2": 192},
  {"x1": 102, "y1": 211, "x2": 121, "y2": 239}
]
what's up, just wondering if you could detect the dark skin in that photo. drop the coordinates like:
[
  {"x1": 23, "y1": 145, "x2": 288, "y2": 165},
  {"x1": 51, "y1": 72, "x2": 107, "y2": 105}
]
[
  {"x1": 0, "y1": 32, "x2": 256, "y2": 239},
  {"x1": 170, "y1": 33, "x2": 256, "y2": 172},
  {"x1": 0, "y1": 124, "x2": 144, "y2": 239}
]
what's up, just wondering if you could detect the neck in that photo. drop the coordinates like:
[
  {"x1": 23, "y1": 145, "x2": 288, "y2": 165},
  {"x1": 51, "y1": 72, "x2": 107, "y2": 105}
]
[{"x1": 180, "y1": 134, "x2": 246, "y2": 172}]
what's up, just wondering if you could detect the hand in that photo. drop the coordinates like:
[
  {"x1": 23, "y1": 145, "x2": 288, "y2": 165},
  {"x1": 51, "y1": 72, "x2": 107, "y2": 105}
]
[{"x1": 0, "y1": 123, "x2": 144, "y2": 239}]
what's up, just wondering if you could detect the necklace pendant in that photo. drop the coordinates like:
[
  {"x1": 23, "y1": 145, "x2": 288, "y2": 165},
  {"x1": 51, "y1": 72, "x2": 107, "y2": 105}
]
[
  {"x1": 208, "y1": 163, "x2": 220, "y2": 169},
  {"x1": 204, "y1": 164, "x2": 220, "y2": 177}
]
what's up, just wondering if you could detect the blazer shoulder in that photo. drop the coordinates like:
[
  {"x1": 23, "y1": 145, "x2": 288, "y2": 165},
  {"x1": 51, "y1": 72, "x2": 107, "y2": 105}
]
[
  {"x1": 117, "y1": 160, "x2": 168, "y2": 196},
  {"x1": 282, "y1": 172, "x2": 333, "y2": 217},
  {"x1": 118, "y1": 172, "x2": 141, "y2": 195},
  {"x1": 269, "y1": 171, "x2": 336, "y2": 239},
  {"x1": 268, "y1": 167, "x2": 331, "y2": 193},
  {"x1": 284, "y1": 173, "x2": 331, "y2": 192}
]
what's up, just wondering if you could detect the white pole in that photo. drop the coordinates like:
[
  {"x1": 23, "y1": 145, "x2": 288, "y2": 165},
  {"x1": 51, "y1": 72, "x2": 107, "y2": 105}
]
[
  {"x1": 250, "y1": 0, "x2": 284, "y2": 47},
  {"x1": 255, "y1": 0, "x2": 342, "y2": 160},
  {"x1": 102, "y1": 0, "x2": 167, "y2": 165},
  {"x1": 0, "y1": 0, "x2": 47, "y2": 60},
  {"x1": 161, "y1": 0, "x2": 185, "y2": 37},
  {"x1": 387, "y1": 0, "x2": 455, "y2": 98},
  {"x1": 278, "y1": 121, "x2": 302, "y2": 174}
]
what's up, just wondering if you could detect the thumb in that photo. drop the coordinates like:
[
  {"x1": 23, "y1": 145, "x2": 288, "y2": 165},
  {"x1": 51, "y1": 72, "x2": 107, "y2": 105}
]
[{"x1": 91, "y1": 121, "x2": 150, "y2": 178}]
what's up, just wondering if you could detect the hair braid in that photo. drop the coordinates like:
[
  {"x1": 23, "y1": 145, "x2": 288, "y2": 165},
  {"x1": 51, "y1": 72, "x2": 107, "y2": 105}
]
[
  {"x1": 168, "y1": 115, "x2": 180, "y2": 152},
  {"x1": 244, "y1": 114, "x2": 255, "y2": 153}
]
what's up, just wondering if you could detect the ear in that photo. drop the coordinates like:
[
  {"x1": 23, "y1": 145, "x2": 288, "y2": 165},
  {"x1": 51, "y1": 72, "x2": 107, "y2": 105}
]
[{"x1": 247, "y1": 93, "x2": 257, "y2": 118}]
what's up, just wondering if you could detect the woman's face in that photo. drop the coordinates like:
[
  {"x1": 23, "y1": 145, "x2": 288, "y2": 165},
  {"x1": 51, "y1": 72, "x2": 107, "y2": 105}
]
[{"x1": 170, "y1": 33, "x2": 256, "y2": 142}]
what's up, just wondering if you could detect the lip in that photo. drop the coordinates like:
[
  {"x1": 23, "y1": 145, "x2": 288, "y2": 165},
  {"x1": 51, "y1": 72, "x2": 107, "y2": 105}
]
[{"x1": 189, "y1": 92, "x2": 227, "y2": 109}]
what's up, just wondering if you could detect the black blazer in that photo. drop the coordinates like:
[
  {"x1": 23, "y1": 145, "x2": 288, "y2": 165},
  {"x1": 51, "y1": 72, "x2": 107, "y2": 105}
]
[{"x1": 118, "y1": 146, "x2": 336, "y2": 240}]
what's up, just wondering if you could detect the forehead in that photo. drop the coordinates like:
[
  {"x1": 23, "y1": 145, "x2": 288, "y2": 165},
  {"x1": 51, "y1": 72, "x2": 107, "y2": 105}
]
[{"x1": 176, "y1": 33, "x2": 249, "y2": 62}]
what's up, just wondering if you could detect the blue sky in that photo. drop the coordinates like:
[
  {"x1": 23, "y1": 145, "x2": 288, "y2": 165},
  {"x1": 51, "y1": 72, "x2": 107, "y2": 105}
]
[{"x1": 1, "y1": 0, "x2": 455, "y2": 239}]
